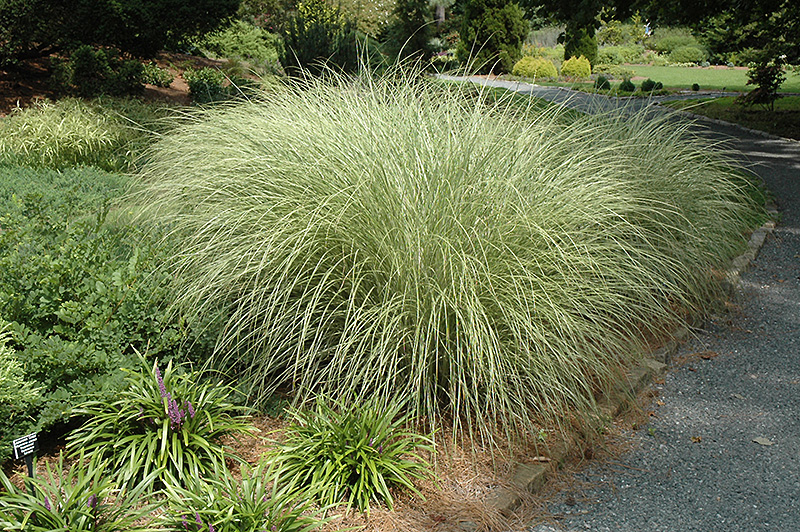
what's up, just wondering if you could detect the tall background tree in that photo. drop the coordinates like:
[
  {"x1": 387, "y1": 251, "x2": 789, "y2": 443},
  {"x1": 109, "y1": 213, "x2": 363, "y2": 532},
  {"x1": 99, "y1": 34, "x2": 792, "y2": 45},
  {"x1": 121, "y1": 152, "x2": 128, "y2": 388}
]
[
  {"x1": 386, "y1": 0, "x2": 433, "y2": 61},
  {"x1": 0, "y1": 0, "x2": 241, "y2": 65},
  {"x1": 456, "y1": 0, "x2": 528, "y2": 74}
]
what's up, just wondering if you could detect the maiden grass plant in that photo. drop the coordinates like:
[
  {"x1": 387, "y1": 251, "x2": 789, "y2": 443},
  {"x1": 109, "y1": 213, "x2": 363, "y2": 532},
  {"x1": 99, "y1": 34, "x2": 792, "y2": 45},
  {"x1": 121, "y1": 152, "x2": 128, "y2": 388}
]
[
  {"x1": 132, "y1": 69, "x2": 764, "y2": 446},
  {"x1": 67, "y1": 354, "x2": 255, "y2": 491}
]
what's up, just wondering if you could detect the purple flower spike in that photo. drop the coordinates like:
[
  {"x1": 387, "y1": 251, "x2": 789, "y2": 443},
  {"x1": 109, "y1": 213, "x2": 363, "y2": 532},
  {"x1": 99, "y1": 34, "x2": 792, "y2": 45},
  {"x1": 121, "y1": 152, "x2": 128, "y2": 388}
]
[
  {"x1": 182, "y1": 516, "x2": 189, "y2": 530},
  {"x1": 209, "y1": 524, "x2": 216, "y2": 532},
  {"x1": 155, "y1": 364, "x2": 168, "y2": 398},
  {"x1": 185, "y1": 400, "x2": 196, "y2": 419},
  {"x1": 87, "y1": 494, "x2": 97, "y2": 509},
  {"x1": 44, "y1": 496, "x2": 51, "y2": 511},
  {"x1": 195, "y1": 512, "x2": 203, "y2": 525},
  {"x1": 272, "y1": 525, "x2": 278, "y2": 532}
]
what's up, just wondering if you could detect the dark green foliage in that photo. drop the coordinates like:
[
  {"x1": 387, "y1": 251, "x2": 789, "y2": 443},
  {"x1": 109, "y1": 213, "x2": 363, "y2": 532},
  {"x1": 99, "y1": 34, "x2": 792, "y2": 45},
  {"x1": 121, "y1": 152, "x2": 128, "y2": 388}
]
[
  {"x1": 141, "y1": 62, "x2": 174, "y2": 87},
  {"x1": 619, "y1": 78, "x2": 635, "y2": 92},
  {"x1": 0, "y1": 0, "x2": 239, "y2": 63},
  {"x1": 386, "y1": 0, "x2": 433, "y2": 61},
  {"x1": 563, "y1": 19, "x2": 597, "y2": 66},
  {"x1": 692, "y1": 82, "x2": 700, "y2": 91},
  {"x1": 280, "y1": 0, "x2": 364, "y2": 75},
  {"x1": 456, "y1": 0, "x2": 527, "y2": 74},
  {"x1": 594, "y1": 75, "x2": 611, "y2": 90},
  {"x1": 52, "y1": 45, "x2": 144, "y2": 97},
  {"x1": 0, "y1": 165, "x2": 219, "y2": 463},
  {"x1": 268, "y1": 396, "x2": 432, "y2": 514},
  {"x1": 640, "y1": 78, "x2": 663, "y2": 91},
  {"x1": 737, "y1": 56, "x2": 787, "y2": 111}
]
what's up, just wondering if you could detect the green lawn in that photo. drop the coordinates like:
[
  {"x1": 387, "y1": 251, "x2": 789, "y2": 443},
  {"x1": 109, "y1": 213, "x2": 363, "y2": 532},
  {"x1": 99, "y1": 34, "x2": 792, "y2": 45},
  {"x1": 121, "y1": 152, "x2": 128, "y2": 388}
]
[
  {"x1": 663, "y1": 95, "x2": 800, "y2": 140},
  {"x1": 628, "y1": 65, "x2": 800, "y2": 93},
  {"x1": 530, "y1": 65, "x2": 800, "y2": 94}
]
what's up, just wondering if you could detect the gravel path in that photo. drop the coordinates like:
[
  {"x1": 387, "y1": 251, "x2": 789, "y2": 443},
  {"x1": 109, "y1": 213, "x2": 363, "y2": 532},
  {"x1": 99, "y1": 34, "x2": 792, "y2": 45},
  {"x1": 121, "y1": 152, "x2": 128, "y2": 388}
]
[{"x1": 443, "y1": 78, "x2": 800, "y2": 532}]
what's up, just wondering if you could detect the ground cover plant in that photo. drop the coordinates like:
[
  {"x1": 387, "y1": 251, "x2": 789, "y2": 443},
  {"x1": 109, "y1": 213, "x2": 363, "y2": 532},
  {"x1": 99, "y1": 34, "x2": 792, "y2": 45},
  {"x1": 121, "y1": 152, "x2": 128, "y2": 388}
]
[
  {"x1": 268, "y1": 395, "x2": 432, "y2": 514},
  {"x1": 626, "y1": 65, "x2": 800, "y2": 93},
  {"x1": 131, "y1": 68, "x2": 765, "y2": 450}
]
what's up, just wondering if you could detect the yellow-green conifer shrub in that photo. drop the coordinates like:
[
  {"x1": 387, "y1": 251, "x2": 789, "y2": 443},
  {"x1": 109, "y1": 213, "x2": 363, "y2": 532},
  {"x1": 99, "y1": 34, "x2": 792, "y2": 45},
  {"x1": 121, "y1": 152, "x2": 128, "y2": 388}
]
[
  {"x1": 512, "y1": 56, "x2": 558, "y2": 79},
  {"x1": 561, "y1": 55, "x2": 591, "y2": 78}
]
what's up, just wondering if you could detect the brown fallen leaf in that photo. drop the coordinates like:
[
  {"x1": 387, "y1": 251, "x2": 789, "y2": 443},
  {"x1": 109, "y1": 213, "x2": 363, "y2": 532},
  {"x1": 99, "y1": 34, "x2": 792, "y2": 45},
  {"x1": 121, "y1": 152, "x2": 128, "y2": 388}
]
[
  {"x1": 688, "y1": 367, "x2": 697, "y2": 372},
  {"x1": 656, "y1": 400, "x2": 665, "y2": 406},
  {"x1": 753, "y1": 437, "x2": 775, "y2": 446},
  {"x1": 700, "y1": 351, "x2": 719, "y2": 360},
  {"x1": 692, "y1": 436, "x2": 702, "y2": 443},
  {"x1": 531, "y1": 456, "x2": 551, "y2": 462}
]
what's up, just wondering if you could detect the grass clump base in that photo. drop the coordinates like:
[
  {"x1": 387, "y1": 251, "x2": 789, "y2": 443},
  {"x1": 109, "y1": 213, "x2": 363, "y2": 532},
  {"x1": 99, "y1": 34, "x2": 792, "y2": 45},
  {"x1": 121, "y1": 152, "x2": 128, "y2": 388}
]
[{"x1": 132, "y1": 68, "x2": 764, "y2": 450}]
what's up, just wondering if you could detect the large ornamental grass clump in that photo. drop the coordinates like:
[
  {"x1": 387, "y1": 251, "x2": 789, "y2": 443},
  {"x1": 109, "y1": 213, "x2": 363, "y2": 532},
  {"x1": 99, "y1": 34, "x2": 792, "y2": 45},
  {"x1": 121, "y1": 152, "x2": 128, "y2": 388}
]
[{"x1": 132, "y1": 71, "x2": 763, "y2": 444}]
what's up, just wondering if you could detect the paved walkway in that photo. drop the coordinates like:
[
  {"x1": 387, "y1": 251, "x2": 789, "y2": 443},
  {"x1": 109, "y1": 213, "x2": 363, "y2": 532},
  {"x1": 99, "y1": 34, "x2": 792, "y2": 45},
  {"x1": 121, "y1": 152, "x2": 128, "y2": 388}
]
[{"x1": 449, "y1": 78, "x2": 800, "y2": 531}]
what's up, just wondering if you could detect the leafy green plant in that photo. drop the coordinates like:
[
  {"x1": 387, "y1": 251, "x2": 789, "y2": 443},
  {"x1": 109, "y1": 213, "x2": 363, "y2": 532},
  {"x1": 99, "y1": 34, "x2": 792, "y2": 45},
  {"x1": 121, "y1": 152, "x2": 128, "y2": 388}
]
[
  {"x1": 737, "y1": 56, "x2": 787, "y2": 111},
  {"x1": 457, "y1": 0, "x2": 528, "y2": 74},
  {"x1": 199, "y1": 19, "x2": 284, "y2": 65},
  {"x1": 67, "y1": 354, "x2": 254, "y2": 490},
  {"x1": 512, "y1": 56, "x2": 558, "y2": 78},
  {"x1": 52, "y1": 45, "x2": 144, "y2": 97},
  {"x1": 619, "y1": 78, "x2": 635, "y2": 91},
  {"x1": 142, "y1": 62, "x2": 175, "y2": 87},
  {"x1": 0, "y1": 324, "x2": 40, "y2": 464},
  {"x1": 268, "y1": 395, "x2": 431, "y2": 513},
  {"x1": 132, "y1": 70, "x2": 763, "y2": 448},
  {"x1": 692, "y1": 83, "x2": 700, "y2": 91},
  {"x1": 0, "y1": 453, "x2": 157, "y2": 532},
  {"x1": 560, "y1": 55, "x2": 591, "y2": 78},
  {"x1": 184, "y1": 67, "x2": 229, "y2": 104},
  {"x1": 669, "y1": 45, "x2": 707, "y2": 64},
  {"x1": 593, "y1": 74, "x2": 611, "y2": 90},
  {"x1": 159, "y1": 459, "x2": 328, "y2": 532}
]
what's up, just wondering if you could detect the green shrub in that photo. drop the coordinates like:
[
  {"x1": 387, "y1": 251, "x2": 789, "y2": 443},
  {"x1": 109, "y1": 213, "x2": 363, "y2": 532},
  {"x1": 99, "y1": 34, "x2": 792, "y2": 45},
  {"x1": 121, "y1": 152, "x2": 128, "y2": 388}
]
[
  {"x1": 0, "y1": 165, "x2": 218, "y2": 460},
  {"x1": 268, "y1": 396, "x2": 431, "y2": 513},
  {"x1": 132, "y1": 71, "x2": 763, "y2": 446},
  {"x1": 0, "y1": 452, "x2": 157, "y2": 532},
  {"x1": 692, "y1": 82, "x2": 700, "y2": 91},
  {"x1": 512, "y1": 56, "x2": 558, "y2": 78},
  {"x1": 649, "y1": 30, "x2": 701, "y2": 54},
  {"x1": 669, "y1": 45, "x2": 707, "y2": 64},
  {"x1": 52, "y1": 45, "x2": 144, "y2": 97},
  {"x1": 594, "y1": 75, "x2": 611, "y2": 90},
  {"x1": 640, "y1": 78, "x2": 663, "y2": 92},
  {"x1": 737, "y1": 57, "x2": 787, "y2": 111},
  {"x1": 592, "y1": 63, "x2": 635, "y2": 80},
  {"x1": 184, "y1": 67, "x2": 229, "y2": 104},
  {"x1": 67, "y1": 355, "x2": 254, "y2": 490},
  {"x1": 141, "y1": 62, "x2": 174, "y2": 87},
  {"x1": 0, "y1": 325, "x2": 40, "y2": 464},
  {"x1": 597, "y1": 45, "x2": 646, "y2": 65},
  {"x1": 0, "y1": 97, "x2": 169, "y2": 171},
  {"x1": 619, "y1": 78, "x2": 635, "y2": 92},
  {"x1": 199, "y1": 19, "x2": 284, "y2": 65},
  {"x1": 160, "y1": 460, "x2": 327, "y2": 532},
  {"x1": 561, "y1": 55, "x2": 591, "y2": 78}
]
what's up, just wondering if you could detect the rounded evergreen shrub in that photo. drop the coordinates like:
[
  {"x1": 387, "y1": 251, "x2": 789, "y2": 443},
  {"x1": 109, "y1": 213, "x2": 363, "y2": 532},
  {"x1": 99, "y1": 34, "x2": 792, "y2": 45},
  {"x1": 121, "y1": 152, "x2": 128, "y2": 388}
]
[
  {"x1": 597, "y1": 47, "x2": 624, "y2": 65},
  {"x1": 669, "y1": 45, "x2": 706, "y2": 64},
  {"x1": 640, "y1": 78, "x2": 663, "y2": 92},
  {"x1": 512, "y1": 56, "x2": 558, "y2": 79},
  {"x1": 692, "y1": 83, "x2": 700, "y2": 91},
  {"x1": 132, "y1": 70, "x2": 764, "y2": 446},
  {"x1": 619, "y1": 78, "x2": 635, "y2": 92},
  {"x1": 561, "y1": 55, "x2": 591, "y2": 78},
  {"x1": 593, "y1": 75, "x2": 611, "y2": 90}
]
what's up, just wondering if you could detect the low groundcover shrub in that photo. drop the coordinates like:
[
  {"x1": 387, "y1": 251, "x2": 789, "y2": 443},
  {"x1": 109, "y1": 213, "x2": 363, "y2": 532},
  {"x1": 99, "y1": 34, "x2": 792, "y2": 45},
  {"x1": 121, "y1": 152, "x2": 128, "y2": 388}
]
[{"x1": 131, "y1": 69, "x2": 764, "y2": 447}]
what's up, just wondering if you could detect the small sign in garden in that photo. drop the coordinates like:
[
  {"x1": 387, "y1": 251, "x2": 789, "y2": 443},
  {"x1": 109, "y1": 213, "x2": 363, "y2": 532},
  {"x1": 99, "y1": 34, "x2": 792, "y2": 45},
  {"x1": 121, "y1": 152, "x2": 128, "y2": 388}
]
[{"x1": 12, "y1": 432, "x2": 38, "y2": 460}]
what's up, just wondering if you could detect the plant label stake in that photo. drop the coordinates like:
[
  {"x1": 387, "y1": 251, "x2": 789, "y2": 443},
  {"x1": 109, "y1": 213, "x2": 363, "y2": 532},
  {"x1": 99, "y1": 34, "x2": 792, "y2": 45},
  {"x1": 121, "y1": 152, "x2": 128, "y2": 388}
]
[{"x1": 12, "y1": 432, "x2": 38, "y2": 494}]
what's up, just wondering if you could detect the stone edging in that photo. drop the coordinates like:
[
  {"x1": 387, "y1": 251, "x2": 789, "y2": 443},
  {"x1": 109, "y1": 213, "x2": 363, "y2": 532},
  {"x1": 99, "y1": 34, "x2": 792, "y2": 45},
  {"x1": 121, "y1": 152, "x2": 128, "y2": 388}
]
[{"x1": 473, "y1": 215, "x2": 777, "y2": 523}]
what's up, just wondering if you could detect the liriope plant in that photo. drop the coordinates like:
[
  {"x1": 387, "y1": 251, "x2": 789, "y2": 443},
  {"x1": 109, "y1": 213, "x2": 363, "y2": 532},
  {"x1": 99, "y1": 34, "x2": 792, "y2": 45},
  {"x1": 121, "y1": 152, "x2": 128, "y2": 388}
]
[{"x1": 130, "y1": 67, "x2": 764, "y2": 446}]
